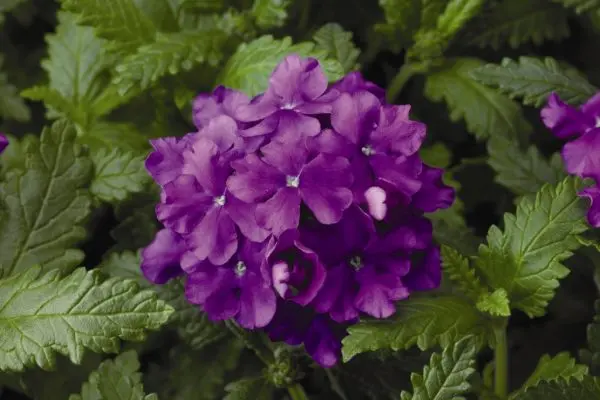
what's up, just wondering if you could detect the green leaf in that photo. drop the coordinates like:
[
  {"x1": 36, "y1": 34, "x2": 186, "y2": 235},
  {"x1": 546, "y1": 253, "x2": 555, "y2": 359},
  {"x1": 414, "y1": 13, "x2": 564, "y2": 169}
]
[
  {"x1": 0, "y1": 120, "x2": 92, "y2": 278},
  {"x1": 552, "y1": 0, "x2": 600, "y2": 13},
  {"x1": 100, "y1": 251, "x2": 227, "y2": 350},
  {"x1": 313, "y1": 23, "x2": 360, "y2": 72},
  {"x1": 152, "y1": 338, "x2": 244, "y2": 400},
  {"x1": 38, "y1": 12, "x2": 110, "y2": 122},
  {"x1": 516, "y1": 376, "x2": 600, "y2": 400},
  {"x1": 341, "y1": 295, "x2": 493, "y2": 362},
  {"x1": 424, "y1": 58, "x2": 532, "y2": 140},
  {"x1": 436, "y1": 0, "x2": 485, "y2": 39},
  {"x1": 487, "y1": 135, "x2": 566, "y2": 196},
  {"x1": 20, "y1": 86, "x2": 88, "y2": 127},
  {"x1": 0, "y1": 266, "x2": 172, "y2": 372},
  {"x1": 80, "y1": 121, "x2": 150, "y2": 153},
  {"x1": 70, "y1": 350, "x2": 157, "y2": 400},
  {"x1": 60, "y1": 0, "x2": 156, "y2": 55},
  {"x1": 376, "y1": 0, "x2": 421, "y2": 47},
  {"x1": 420, "y1": 142, "x2": 452, "y2": 168},
  {"x1": 475, "y1": 177, "x2": 589, "y2": 317},
  {"x1": 476, "y1": 289, "x2": 511, "y2": 317},
  {"x1": 224, "y1": 378, "x2": 274, "y2": 400},
  {"x1": 90, "y1": 148, "x2": 150, "y2": 203},
  {"x1": 218, "y1": 35, "x2": 344, "y2": 97},
  {"x1": 580, "y1": 300, "x2": 600, "y2": 376},
  {"x1": 251, "y1": 0, "x2": 291, "y2": 29},
  {"x1": 401, "y1": 336, "x2": 477, "y2": 400},
  {"x1": 465, "y1": 0, "x2": 570, "y2": 49},
  {"x1": 179, "y1": 0, "x2": 225, "y2": 13},
  {"x1": 0, "y1": 56, "x2": 30, "y2": 122},
  {"x1": 441, "y1": 245, "x2": 487, "y2": 302},
  {"x1": 470, "y1": 57, "x2": 597, "y2": 107},
  {"x1": 113, "y1": 30, "x2": 228, "y2": 96},
  {"x1": 513, "y1": 353, "x2": 588, "y2": 397}
]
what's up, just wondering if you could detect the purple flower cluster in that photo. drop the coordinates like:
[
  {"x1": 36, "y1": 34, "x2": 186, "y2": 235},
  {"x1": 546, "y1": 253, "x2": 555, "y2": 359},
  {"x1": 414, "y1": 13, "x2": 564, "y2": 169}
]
[
  {"x1": 0, "y1": 134, "x2": 8, "y2": 154},
  {"x1": 542, "y1": 92, "x2": 600, "y2": 227},
  {"x1": 141, "y1": 55, "x2": 454, "y2": 367}
]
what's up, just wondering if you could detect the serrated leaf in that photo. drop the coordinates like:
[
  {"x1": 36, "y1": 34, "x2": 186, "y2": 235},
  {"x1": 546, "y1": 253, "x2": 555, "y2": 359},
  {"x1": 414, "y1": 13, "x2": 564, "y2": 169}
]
[
  {"x1": 251, "y1": 0, "x2": 291, "y2": 29},
  {"x1": 513, "y1": 353, "x2": 588, "y2": 397},
  {"x1": 39, "y1": 11, "x2": 110, "y2": 123},
  {"x1": 20, "y1": 86, "x2": 88, "y2": 127},
  {"x1": 151, "y1": 338, "x2": 244, "y2": 400},
  {"x1": 90, "y1": 148, "x2": 150, "y2": 203},
  {"x1": 376, "y1": 0, "x2": 422, "y2": 48},
  {"x1": 465, "y1": 0, "x2": 570, "y2": 49},
  {"x1": 179, "y1": 0, "x2": 224, "y2": 13},
  {"x1": 80, "y1": 121, "x2": 150, "y2": 153},
  {"x1": 487, "y1": 135, "x2": 566, "y2": 196},
  {"x1": 0, "y1": 120, "x2": 92, "y2": 278},
  {"x1": 436, "y1": 0, "x2": 485, "y2": 38},
  {"x1": 113, "y1": 30, "x2": 228, "y2": 96},
  {"x1": 470, "y1": 57, "x2": 597, "y2": 107},
  {"x1": 476, "y1": 289, "x2": 510, "y2": 317},
  {"x1": 401, "y1": 336, "x2": 477, "y2": 400},
  {"x1": 580, "y1": 300, "x2": 600, "y2": 375},
  {"x1": 0, "y1": 266, "x2": 172, "y2": 372},
  {"x1": 475, "y1": 177, "x2": 589, "y2": 317},
  {"x1": 441, "y1": 245, "x2": 487, "y2": 302},
  {"x1": 70, "y1": 350, "x2": 157, "y2": 400},
  {"x1": 224, "y1": 377, "x2": 274, "y2": 400},
  {"x1": 424, "y1": 58, "x2": 532, "y2": 140},
  {"x1": 552, "y1": 0, "x2": 600, "y2": 13},
  {"x1": 341, "y1": 295, "x2": 493, "y2": 362},
  {"x1": 100, "y1": 251, "x2": 227, "y2": 350},
  {"x1": 517, "y1": 376, "x2": 600, "y2": 399},
  {"x1": 0, "y1": 56, "x2": 30, "y2": 122},
  {"x1": 60, "y1": 0, "x2": 156, "y2": 55},
  {"x1": 218, "y1": 35, "x2": 344, "y2": 97},
  {"x1": 313, "y1": 23, "x2": 360, "y2": 72}
]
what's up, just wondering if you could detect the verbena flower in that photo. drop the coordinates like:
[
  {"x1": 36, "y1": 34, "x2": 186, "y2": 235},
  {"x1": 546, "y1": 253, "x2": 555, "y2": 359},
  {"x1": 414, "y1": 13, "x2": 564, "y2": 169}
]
[
  {"x1": 542, "y1": 92, "x2": 600, "y2": 226},
  {"x1": 0, "y1": 133, "x2": 7, "y2": 154},
  {"x1": 141, "y1": 54, "x2": 454, "y2": 367}
]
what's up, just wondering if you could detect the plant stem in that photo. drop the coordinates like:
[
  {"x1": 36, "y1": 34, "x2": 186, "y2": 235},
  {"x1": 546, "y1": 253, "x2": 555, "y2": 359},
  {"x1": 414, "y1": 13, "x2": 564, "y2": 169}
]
[
  {"x1": 493, "y1": 321, "x2": 509, "y2": 398},
  {"x1": 288, "y1": 383, "x2": 310, "y2": 400},
  {"x1": 224, "y1": 320, "x2": 274, "y2": 365},
  {"x1": 386, "y1": 63, "x2": 418, "y2": 103}
]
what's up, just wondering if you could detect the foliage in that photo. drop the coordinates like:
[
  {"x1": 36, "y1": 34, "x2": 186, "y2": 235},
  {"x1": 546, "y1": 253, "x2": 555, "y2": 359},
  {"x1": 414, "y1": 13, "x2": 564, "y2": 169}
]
[{"x1": 2, "y1": 0, "x2": 600, "y2": 399}]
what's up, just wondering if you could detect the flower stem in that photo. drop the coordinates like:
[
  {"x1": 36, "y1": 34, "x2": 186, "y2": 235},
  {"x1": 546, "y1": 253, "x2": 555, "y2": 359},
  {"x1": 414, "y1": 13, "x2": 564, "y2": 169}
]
[
  {"x1": 493, "y1": 321, "x2": 509, "y2": 398},
  {"x1": 288, "y1": 383, "x2": 310, "y2": 400},
  {"x1": 386, "y1": 63, "x2": 418, "y2": 103},
  {"x1": 224, "y1": 320, "x2": 274, "y2": 365}
]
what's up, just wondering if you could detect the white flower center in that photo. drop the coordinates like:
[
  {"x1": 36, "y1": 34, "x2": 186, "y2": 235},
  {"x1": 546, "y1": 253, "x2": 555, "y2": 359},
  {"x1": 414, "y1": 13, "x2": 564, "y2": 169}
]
[
  {"x1": 281, "y1": 103, "x2": 296, "y2": 110},
  {"x1": 361, "y1": 145, "x2": 375, "y2": 156},
  {"x1": 235, "y1": 261, "x2": 247, "y2": 277},
  {"x1": 595, "y1": 116, "x2": 600, "y2": 128},
  {"x1": 286, "y1": 175, "x2": 300, "y2": 188},
  {"x1": 349, "y1": 255, "x2": 364, "y2": 271},
  {"x1": 214, "y1": 195, "x2": 226, "y2": 206}
]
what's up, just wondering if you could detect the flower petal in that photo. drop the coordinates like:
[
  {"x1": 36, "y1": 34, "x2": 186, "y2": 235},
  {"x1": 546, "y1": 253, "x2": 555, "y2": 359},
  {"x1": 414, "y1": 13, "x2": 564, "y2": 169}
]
[
  {"x1": 228, "y1": 154, "x2": 285, "y2": 203},
  {"x1": 580, "y1": 185, "x2": 600, "y2": 227},
  {"x1": 256, "y1": 187, "x2": 302, "y2": 235},
  {"x1": 404, "y1": 246, "x2": 442, "y2": 291},
  {"x1": 225, "y1": 195, "x2": 270, "y2": 242},
  {"x1": 186, "y1": 207, "x2": 238, "y2": 265},
  {"x1": 140, "y1": 229, "x2": 185, "y2": 284},
  {"x1": 204, "y1": 284, "x2": 241, "y2": 321},
  {"x1": 561, "y1": 128, "x2": 600, "y2": 178},
  {"x1": 304, "y1": 316, "x2": 342, "y2": 368},
  {"x1": 237, "y1": 272, "x2": 277, "y2": 328},
  {"x1": 331, "y1": 91, "x2": 381, "y2": 145},
  {"x1": 185, "y1": 263, "x2": 230, "y2": 304},
  {"x1": 411, "y1": 165, "x2": 455, "y2": 212},
  {"x1": 299, "y1": 154, "x2": 353, "y2": 224},
  {"x1": 541, "y1": 92, "x2": 593, "y2": 138}
]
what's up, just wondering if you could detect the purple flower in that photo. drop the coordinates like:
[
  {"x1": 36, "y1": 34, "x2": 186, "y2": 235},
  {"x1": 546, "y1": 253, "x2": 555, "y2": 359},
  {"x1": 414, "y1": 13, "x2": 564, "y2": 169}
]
[
  {"x1": 542, "y1": 92, "x2": 600, "y2": 227},
  {"x1": 319, "y1": 91, "x2": 426, "y2": 202},
  {"x1": 141, "y1": 229, "x2": 185, "y2": 284},
  {"x1": 192, "y1": 86, "x2": 250, "y2": 130},
  {"x1": 266, "y1": 300, "x2": 350, "y2": 368},
  {"x1": 267, "y1": 230, "x2": 326, "y2": 305},
  {"x1": 0, "y1": 133, "x2": 8, "y2": 154},
  {"x1": 227, "y1": 140, "x2": 354, "y2": 236},
  {"x1": 234, "y1": 54, "x2": 338, "y2": 141},
  {"x1": 331, "y1": 71, "x2": 386, "y2": 102},
  {"x1": 146, "y1": 135, "x2": 192, "y2": 186},
  {"x1": 300, "y1": 206, "x2": 433, "y2": 322},
  {"x1": 541, "y1": 92, "x2": 600, "y2": 138},
  {"x1": 185, "y1": 238, "x2": 277, "y2": 329},
  {"x1": 157, "y1": 137, "x2": 268, "y2": 265}
]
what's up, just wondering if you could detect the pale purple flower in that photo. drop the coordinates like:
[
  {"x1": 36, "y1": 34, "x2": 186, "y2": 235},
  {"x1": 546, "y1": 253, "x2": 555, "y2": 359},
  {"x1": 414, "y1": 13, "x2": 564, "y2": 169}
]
[
  {"x1": 542, "y1": 92, "x2": 600, "y2": 226},
  {"x1": 185, "y1": 239, "x2": 277, "y2": 329},
  {"x1": 141, "y1": 229, "x2": 185, "y2": 284},
  {"x1": 331, "y1": 71, "x2": 386, "y2": 102},
  {"x1": 234, "y1": 54, "x2": 339, "y2": 141},
  {"x1": 193, "y1": 86, "x2": 250, "y2": 129},
  {"x1": 227, "y1": 140, "x2": 353, "y2": 236}
]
